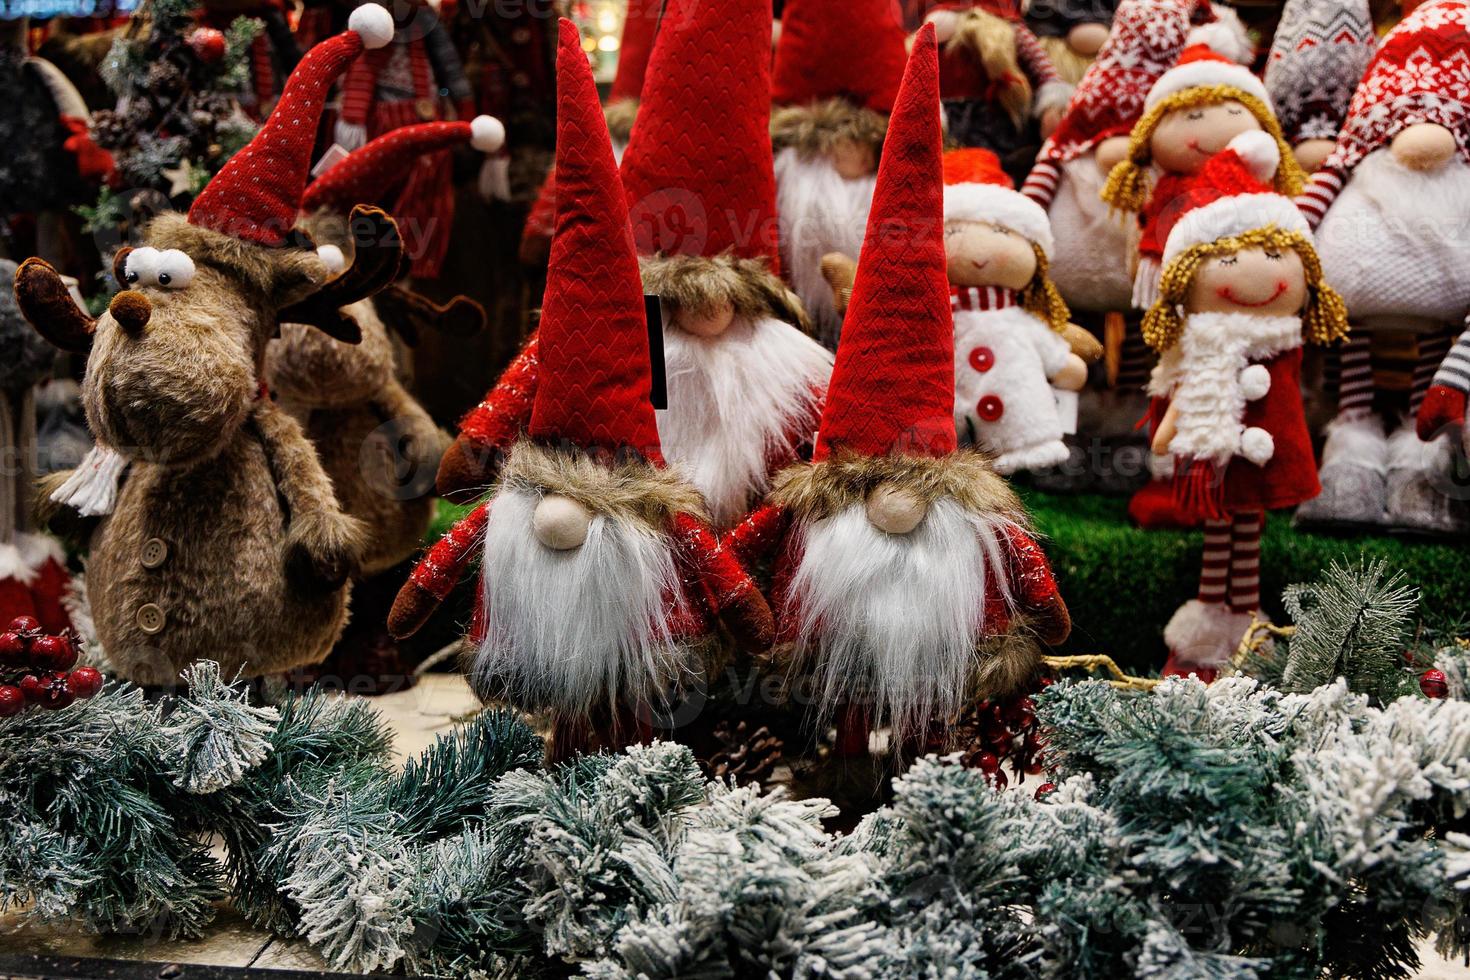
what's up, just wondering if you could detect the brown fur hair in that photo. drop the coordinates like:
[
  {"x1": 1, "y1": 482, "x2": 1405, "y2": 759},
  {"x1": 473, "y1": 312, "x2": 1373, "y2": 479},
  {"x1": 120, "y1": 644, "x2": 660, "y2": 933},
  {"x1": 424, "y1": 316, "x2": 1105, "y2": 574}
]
[
  {"x1": 770, "y1": 98, "x2": 889, "y2": 158},
  {"x1": 771, "y1": 449, "x2": 1023, "y2": 523},
  {"x1": 501, "y1": 439, "x2": 709, "y2": 528},
  {"x1": 146, "y1": 213, "x2": 329, "y2": 308},
  {"x1": 639, "y1": 253, "x2": 812, "y2": 333},
  {"x1": 971, "y1": 630, "x2": 1044, "y2": 701},
  {"x1": 604, "y1": 99, "x2": 639, "y2": 145},
  {"x1": 949, "y1": 9, "x2": 1031, "y2": 128}
]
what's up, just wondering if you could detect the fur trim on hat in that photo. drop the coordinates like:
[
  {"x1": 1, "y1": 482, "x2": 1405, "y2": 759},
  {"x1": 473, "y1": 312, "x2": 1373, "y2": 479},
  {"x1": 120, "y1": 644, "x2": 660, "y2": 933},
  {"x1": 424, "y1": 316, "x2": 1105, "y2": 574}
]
[
  {"x1": 944, "y1": 182, "x2": 1055, "y2": 256},
  {"x1": 771, "y1": 448, "x2": 1022, "y2": 523},
  {"x1": 639, "y1": 253, "x2": 812, "y2": 333},
  {"x1": 500, "y1": 439, "x2": 709, "y2": 528},
  {"x1": 1146, "y1": 58, "x2": 1268, "y2": 109},
  {"x1": 1161, "y1": 193, "x2": 1311, "y2": 266},
  {"x1": 603, "y1": 99, "x2": 639, "y2": 145},
  {"x1": 1188, "y1": 9, "x2": 1253, "y2": 66},
  {"x1": 770, "y1": 98, "x2": 890, "y2": 157}
]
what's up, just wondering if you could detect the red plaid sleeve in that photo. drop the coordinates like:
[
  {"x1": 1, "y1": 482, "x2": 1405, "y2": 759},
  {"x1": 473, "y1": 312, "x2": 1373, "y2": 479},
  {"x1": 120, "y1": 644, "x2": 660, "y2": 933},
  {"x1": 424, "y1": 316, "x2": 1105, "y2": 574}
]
[
  {"x1": 409, "y1": 501, "x2": 490, "y2": 601},
  {"x1": 722, "y1": 503, "x2": 790, "y2": 568},
  {"x1": 458, "y1": 333, "x2": 540, "y2": 450}
]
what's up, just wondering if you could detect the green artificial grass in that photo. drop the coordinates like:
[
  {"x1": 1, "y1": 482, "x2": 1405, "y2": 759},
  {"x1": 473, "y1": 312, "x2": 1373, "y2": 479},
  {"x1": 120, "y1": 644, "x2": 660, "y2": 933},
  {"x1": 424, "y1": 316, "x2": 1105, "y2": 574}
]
[{"x1": 429, "y1": 494, "x2": 1470, "y2": 675}]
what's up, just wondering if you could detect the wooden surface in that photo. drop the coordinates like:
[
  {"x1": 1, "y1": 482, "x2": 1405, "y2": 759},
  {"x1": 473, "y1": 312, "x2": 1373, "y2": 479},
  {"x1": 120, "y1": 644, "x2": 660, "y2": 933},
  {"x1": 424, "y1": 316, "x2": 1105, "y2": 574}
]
[{"x1": 2, "y1": 672, "x2": 1469, "y2": 977}]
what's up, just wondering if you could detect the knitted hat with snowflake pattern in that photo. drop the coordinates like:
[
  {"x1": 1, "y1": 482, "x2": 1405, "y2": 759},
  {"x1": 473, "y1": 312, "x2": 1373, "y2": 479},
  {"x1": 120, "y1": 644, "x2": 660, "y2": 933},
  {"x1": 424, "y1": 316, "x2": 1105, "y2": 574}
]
[
  {"x1": 1264, "y1": 0, "x2": 1375, "y2": 145},
  {"x1": 187, "y1": 4, "x2": 394, "y2": 246},
  {"x1": 944, "y1": 147, "x2": 1054, "y2": 255},
  {"x1": 814, "y1": 24, "x2": 953, "y2": 461},
  {"x1": 772, "y1": 0, "x2": 908, "y2": 114},
  {"x1": 527, "y1": 19, "x2": 663, "y2": 463},
  {"x1": 618, "y1": 0, "x2": 781, "y2": 267},
  {"x1": 1323, "y1": 0, "x2": 1470, "y2": 175},
  {"x1": 301, "y1": 117, "x2": 505, "y2": 216}
]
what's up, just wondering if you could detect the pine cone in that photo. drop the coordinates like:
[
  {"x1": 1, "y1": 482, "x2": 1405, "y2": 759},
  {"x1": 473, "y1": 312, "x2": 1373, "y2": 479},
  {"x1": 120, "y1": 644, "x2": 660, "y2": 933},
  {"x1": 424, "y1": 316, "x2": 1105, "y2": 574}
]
[
  {"x1": 90, "y1": 109, "x2": 133, "y2": 151},
  {"x1": 146, "y1": 60, "x2": 185, "y2": 96},
  {"x1": 703, "y1": 721, "x2": 783, "y2": 787}
]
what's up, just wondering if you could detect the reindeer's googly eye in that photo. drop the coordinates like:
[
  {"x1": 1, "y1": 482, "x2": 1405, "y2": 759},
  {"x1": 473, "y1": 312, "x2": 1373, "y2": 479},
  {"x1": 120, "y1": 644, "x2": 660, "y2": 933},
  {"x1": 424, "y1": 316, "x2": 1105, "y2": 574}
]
[
  {"x1": 155, "y1": 250, "x2": 195, "y2": 289},
  {"x1": 124, "y1": 246, "x2": 162, "y2": 287}
]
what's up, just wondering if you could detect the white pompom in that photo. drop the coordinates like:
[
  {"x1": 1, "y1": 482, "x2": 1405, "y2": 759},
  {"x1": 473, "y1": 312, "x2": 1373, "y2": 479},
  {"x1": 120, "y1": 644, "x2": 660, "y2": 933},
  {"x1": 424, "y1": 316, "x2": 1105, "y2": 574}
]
[
  {"x1": 317, "y1": 244, "x2": 346, "y2": 275},
  {"x1": 1238, "y1": 363, "x2": 1271, "y2": 402},
  {"x1": 1241, "y1": 427, "x2": 1275, "y2": 465},
  {"x1": 1228, "y1": 131, "x2": 1281, "y2": 182},
  {"x1": 349, "y1": 3, "x2": 395, "y2": 50},
  {"x1": 470, "y1": 115, "x2": 506, "y2": 153}
]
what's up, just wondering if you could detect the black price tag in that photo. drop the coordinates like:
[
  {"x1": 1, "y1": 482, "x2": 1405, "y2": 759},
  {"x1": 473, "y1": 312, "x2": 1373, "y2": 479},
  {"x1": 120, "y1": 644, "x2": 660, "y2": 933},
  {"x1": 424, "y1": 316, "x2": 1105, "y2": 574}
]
[{"x1": 645, "y1": 294, "x2": 667, "y2": 410}]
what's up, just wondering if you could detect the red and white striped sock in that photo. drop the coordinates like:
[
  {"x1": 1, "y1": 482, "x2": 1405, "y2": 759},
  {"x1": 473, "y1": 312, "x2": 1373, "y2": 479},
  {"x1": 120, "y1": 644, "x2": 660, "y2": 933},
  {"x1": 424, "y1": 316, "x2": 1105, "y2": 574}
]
[
  {"x1": 1227, "y1": 511, "x2": 1263, "y2": 613},
  {"x1": 1336, "y1": 334, "x2": 1375, "y2": 420},
  {"x1": 1118, "y1": 324, "x2": 1154, "y2": 389},
  {"x1": 1411, "y1": 328, "x2": 1455, "y2": 416},
  {"x1": 1198, "y1": 519, "x2": 1232, "y2": 605}
]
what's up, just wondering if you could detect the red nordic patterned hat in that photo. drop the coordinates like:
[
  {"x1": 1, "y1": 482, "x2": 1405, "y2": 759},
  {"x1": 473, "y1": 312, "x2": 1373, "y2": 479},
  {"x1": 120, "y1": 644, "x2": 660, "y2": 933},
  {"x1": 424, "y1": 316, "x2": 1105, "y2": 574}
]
[
  {"x1": 815, "y1": 24, "x2": 954, "y2": 461},
  {"x1": 528, "y1": 20, "x2": 663, "y2": 463},
  {"x1": 188, "y1": 4, "x2": 394, "y2": 245},
  {"x1": 609, "y1": 0, "x2": 661, "y2": 104}
]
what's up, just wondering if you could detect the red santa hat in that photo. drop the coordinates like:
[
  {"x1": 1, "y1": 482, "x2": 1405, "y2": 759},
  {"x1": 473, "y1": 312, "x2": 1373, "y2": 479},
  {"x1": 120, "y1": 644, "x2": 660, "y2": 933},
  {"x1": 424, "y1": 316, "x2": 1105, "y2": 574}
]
[
  {"x1": 1184, "y1": 0, "x2": 1255, "y2": 65},
  {"x1": 618, "y1": 0, "x2": 781, "y2": 268},
  {"x1": 1156, "y1": 130, "x2": 1311, "y2": 267},
  {"x1": 1145, "y1": 43, "x2": 1269, "y2": 111},
  {"x1": 814, "y1": 24, "x2": 953, "y2": 461},
  {"x1": 608, "y1": 0, "x2": 661, "y2": 104},
  {"x1": 1325, "y1": 0, "x2": 1470, "y2": 175},
  {"x1": 772, "y1": 0, "x2": 908, "y2": 113},
  {"x1": 527, "y1": 19, "x2": 663, "y2": 464},
  {"x1": 187, "y1": 4, "x2": 394, "y2": 246},
  {"x1": 301, "y1": 117, "x2": 505, "y2": 216},
  {"x1": 1036, "y1": 0, "x2": 1196, "y2": 166},
  {"x1": 943, "y1": 148, "x2": 1054, "y2": 256}
]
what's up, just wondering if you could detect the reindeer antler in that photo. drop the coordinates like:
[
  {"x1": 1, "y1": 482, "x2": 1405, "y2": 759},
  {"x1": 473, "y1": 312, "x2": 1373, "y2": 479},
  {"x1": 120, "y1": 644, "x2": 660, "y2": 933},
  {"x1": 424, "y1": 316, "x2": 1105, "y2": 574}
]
[
  {"x1": 278, "y1": 205, "x2": 404, "y2": 343},
  {"x1": 14, "y1": 258, "x2": 96, "y2": 354},
  {"x1": 373, "y1": 284, "x2": 487, "y2": 347}
]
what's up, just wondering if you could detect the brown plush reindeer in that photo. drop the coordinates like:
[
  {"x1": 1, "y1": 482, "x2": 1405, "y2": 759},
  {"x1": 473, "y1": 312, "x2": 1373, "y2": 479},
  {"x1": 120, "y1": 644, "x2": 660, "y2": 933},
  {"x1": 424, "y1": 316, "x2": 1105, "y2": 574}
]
[{"x1": 13, "y1": 7, "x2": 400, "y2": 686}]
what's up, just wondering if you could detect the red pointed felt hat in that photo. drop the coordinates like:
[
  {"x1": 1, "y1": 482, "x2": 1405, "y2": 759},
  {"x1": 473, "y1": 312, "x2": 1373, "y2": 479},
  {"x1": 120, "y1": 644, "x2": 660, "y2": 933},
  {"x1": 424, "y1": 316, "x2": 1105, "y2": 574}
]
[
  {"x1": 618, "y1": 0, "x2": 781, "y2": 267},
  {"x1": 609, "y1": 0, "x2": 661, "y2": 103},
  {"x1": 527, "y1": 20, "x2": 663, "y2": 463},
  {"x1": 772, "y1": 0, "x2": 908, "y2": 114},
  {"x1": 814, "y1": 23, "x2": 953, "y2": 461},
  {"x1": 188, "y1": 4, "x2": 394, "y2": 245}
]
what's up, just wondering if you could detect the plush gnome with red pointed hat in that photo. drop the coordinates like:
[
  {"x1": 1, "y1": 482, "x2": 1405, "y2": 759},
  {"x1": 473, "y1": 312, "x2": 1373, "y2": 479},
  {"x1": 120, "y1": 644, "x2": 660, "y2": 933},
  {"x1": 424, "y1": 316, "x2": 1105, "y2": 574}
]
[
  {"x1": 769, "y1": 0, "x2": 908, "y2": 346},
  {"x1": 944, "y1": 147, "x2": 1086, "y2": 473},
  {"x1": 1141, "y1": 135, "x2": 1349, "y2": 680},
  {"x1": 1024, "y1": 0, "x2": 1117, "y2": 84},
  {"x1": 728, "y1": 26, "x2": 1070, "y2": 763},
  {"x1": 1264, "y1": 0, "x2": 1376, "y2": 174},
  {"x1": 439, "y1": 0, "x2": 833, "y2": 530},
  {"x1": 388, "y1": 20, "x2": 773, "y2": 760},
  {"x1": 1295, "y1": 0, "x2": 1470, "y2": 536}
]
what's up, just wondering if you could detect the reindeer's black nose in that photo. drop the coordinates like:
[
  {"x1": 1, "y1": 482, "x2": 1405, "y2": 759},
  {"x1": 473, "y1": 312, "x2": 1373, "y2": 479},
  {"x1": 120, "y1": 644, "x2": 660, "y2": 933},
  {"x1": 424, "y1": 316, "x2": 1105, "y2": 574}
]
[{"x1": 109, "y1": 290, "x2": 152, "y2": 336}]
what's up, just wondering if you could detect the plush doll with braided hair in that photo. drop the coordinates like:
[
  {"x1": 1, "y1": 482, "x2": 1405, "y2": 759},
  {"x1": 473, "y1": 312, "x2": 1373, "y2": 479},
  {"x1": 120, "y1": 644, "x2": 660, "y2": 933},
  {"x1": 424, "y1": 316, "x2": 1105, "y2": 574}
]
[
  {"x1": 1142, "y1": 141, "x2": 1349, "y2": 681},
  {"x1": 942, "y1": 148, "x2": 1088, "y2": 474}
]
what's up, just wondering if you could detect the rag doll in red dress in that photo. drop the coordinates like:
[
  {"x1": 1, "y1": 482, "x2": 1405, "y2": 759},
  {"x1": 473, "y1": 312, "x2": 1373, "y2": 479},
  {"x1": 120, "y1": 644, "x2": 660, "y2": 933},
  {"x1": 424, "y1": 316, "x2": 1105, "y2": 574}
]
[{"x1": 1142, "y1": 143, "x2": 1349, "y2": 680}]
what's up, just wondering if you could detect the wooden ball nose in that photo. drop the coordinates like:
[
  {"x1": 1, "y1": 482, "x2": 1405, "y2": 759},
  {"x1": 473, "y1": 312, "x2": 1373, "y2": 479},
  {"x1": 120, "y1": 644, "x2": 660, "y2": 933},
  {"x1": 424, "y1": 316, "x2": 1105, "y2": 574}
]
[
  {"x1": 533, "y1": 494, "x2": 592, "y2": 550},
  {"x1": 866, "y1": 486, "x2": 927, "y2": 535},
  {"x1": 1391, "y1": 123, "x2": 1457, "y2": 171}
]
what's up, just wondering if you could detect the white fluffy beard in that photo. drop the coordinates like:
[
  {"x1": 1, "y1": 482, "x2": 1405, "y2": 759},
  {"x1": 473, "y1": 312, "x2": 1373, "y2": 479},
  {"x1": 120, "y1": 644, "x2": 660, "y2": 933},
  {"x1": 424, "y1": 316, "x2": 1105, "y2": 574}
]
[
  {"x1": 471, "y1": 485, "x2": 693, "y2": 717},
  {"x1": 1047, "y1": 155, "x2": 1137, "y2": 312},
  {"x1": 774, "y1": 146, "x2": 877, "y2": 346},
  {"x1": 659, "y1": 317, "x2": 832, "y2": 528},
  {"x1": 783, "y1": 498, "x2": 1016, "y2": 744},
  {"x1": 1316, "y1": 149, "x2": 1470, "y2": 322}
]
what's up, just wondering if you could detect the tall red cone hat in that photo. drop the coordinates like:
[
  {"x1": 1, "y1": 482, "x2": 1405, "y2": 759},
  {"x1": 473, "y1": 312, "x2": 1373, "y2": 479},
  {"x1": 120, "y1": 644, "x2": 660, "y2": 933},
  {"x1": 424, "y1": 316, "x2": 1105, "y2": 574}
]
[
  {"x1": 618, "y1": 0, "x2": 780, "y2": 267},
  {"x1": 772, "y1": 0, "x2": 908, "y2": 114},
  {"x1": 527, "y1": 19, "x2": 663, "y2": 463},
  {"x1": 188, "y1": 3, "x2": 395, "y2": 245},
  {"x1": 608, "y1": 0, "x2": 661, "y2": 104},
  {"x1": 814, "y1": 23, "x2": 952, "y2": 461},
  {"x1": 301, "y1": 117, "x2": 505, "y2": 215}
]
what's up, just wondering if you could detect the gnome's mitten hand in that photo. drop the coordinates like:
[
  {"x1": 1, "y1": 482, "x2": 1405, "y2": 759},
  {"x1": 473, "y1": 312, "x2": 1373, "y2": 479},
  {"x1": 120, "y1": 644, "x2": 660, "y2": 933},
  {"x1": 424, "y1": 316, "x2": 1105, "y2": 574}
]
[
  {"x1": 286, "y1": 509, "x2": 365, "y2": 593},
  {"x1": 388, "y1": 581, "x2": 441, "y2": 639},
  {"x1": 436, "y1": 435, "x2": 499, "y2": 502},
  {"x1": 1417, "y1": 385, "x2": 1467, "y2": 442},
  {"x1": 721, "y1": 584, "x2": 775, "y2": 654}
]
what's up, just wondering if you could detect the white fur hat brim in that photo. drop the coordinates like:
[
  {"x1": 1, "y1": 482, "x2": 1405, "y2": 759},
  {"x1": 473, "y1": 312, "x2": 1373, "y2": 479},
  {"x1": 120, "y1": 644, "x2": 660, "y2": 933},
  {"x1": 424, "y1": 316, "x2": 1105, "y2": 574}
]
[
  {"x1": 944, "y1": 183, "x2": 1054, "y2": 257},
  {"x1": 1145, "y1": 59, "x2": 1270, "y2": 110},
  {"x1": 1161, "y1": 193, "x2": 1311, "y2": 267}
]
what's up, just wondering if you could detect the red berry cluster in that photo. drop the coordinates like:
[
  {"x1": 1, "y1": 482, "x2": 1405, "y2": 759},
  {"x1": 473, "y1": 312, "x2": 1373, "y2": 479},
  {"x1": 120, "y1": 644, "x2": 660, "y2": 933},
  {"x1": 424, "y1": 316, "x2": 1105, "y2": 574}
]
[
  {"x1": 956, "y1": 676, "x2": 1054, "y2": 793},
  {"x1": 0, "y1": 616, "x2": 102, "y2": 717}
]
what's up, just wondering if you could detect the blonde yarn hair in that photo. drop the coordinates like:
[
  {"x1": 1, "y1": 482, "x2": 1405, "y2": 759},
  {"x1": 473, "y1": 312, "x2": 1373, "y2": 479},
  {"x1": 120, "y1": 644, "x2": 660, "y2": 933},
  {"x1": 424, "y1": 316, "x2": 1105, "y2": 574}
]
[
  {"x1": 949, "y1": 9, "x2": 1031, "y2": 128},
  {"x1": 1022, "y1": 244, "x2": 1071, "y2": 333},
  {"x1": 1100, "y1": 87, "x2": 1305, "y2": 214},
  {"x1": 1140, "y1": 227, "x2": 1350, "y2": 353}
]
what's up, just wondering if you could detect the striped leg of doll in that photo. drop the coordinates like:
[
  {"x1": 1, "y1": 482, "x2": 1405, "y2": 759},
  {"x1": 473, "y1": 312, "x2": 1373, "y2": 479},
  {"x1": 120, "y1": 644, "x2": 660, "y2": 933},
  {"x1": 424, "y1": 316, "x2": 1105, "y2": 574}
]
[
  {"x1": 1198, "y1": 519, "x2": 1232, "y2": 605},
  {"x1": 1337, "y1": 334, "x2": 1375, "y2": 420},
  {"x1": 1227, "y1": 511, "x2": 1264, "y2": 614},
  {"x1": 1411, "y1": 328, "x2": 1455, "y2": 417}
]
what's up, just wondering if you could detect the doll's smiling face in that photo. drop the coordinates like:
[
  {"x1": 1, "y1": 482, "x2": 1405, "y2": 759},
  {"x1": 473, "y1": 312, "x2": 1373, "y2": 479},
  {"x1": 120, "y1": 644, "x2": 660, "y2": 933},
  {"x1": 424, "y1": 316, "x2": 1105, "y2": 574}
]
[
  {"x1": 1150, "y1": 100, "x2": 1262, "y2": 174},
  {"x1": 944, "y1": 220, "x2": 1037, "y2": 290},
  {"x1": 1186, "y1": 246, "x2": 1307, "y2": 317}
]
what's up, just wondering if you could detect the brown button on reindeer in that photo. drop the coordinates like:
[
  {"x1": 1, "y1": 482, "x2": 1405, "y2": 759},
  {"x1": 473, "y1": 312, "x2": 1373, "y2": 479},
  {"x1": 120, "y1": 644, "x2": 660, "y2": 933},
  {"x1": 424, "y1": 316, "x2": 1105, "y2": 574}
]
[{"x1": 13, "y1": 6, "x2": 399, "y2": 686}]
